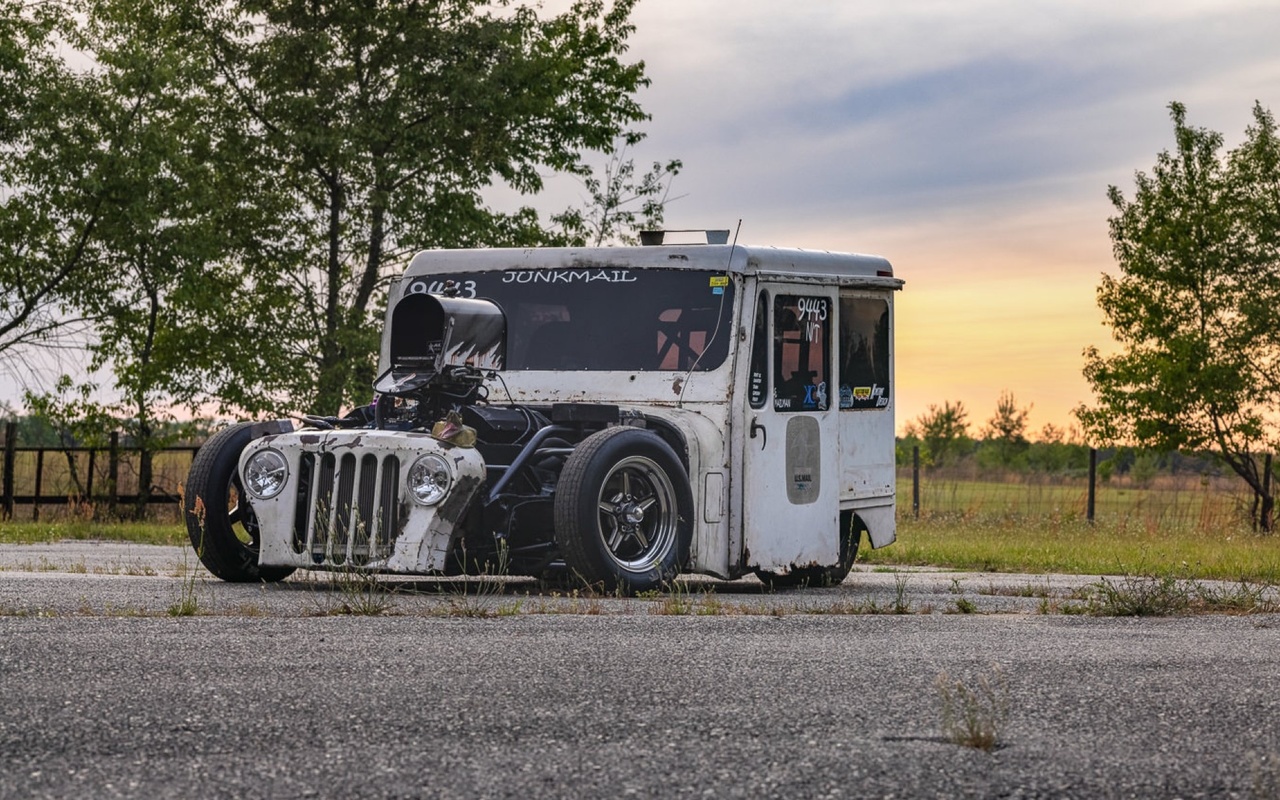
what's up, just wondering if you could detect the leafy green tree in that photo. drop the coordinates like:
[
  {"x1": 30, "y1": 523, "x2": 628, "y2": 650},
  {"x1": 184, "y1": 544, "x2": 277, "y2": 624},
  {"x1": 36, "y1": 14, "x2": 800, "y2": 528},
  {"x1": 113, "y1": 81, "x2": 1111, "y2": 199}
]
[
  {"x1": 908, "y1": 400, "x2": 971, "y2": 469},
  {"x1": 4, "y1": 0, "x2": 676, "y2": 446},
  {"x1": 0, "y1": 2, "x2": 113, "y2": 378},
  {"x1": 8, "y1": 0, "x2": 292, "y2": 515},
  {"x1": 1024, "y1": 423, "x2": 1090, "y2": 474},
  {"x1": 182, "y1": 0, "x2": 654, "y2": 414},
  {"x1": 978, "y1": 389, "x2": 1030, "y2": 468},
  {"x1": 1077, "y1": 102, "x2": 1280, "y2": 531},
  {"x1": 37, "y1": 0, "x2": 269, "y2": 516}
]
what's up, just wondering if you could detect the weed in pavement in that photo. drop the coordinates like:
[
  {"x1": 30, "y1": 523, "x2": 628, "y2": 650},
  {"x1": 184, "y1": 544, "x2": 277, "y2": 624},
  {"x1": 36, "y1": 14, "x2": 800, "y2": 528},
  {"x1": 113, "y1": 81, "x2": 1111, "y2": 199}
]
[{"x1": 936, "y1": 664, "x2": 1009, "y2": 752}]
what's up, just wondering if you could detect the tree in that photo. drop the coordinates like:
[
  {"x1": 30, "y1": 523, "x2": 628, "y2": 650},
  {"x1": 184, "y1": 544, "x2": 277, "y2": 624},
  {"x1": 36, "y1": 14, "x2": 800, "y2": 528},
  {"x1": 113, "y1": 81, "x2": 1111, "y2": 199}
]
[
  {"x1": 908, "y1": 400, "x2": 970, "y2": 468},
  {"x1": 39, "y1": 0, "x2": 290, "y2": 515},
  {"x1": 553, "y1": 135, "x2": 682, "y2": 246},
  {"x1": 182, "y1": 0, "x2": 655, "y2": 414},
  {"x1": 1077, "y1": 102, "x2": 1280, "y2": 531},
  {"x1": 979, "y1": 390, "x2": 1031, "y2": 468},
  {"x1": 6, "y1": 0, "x2": 301, "y2": 516},
  {"x1": 0, "y1": 2, "x2": 113, "y2": 383}
]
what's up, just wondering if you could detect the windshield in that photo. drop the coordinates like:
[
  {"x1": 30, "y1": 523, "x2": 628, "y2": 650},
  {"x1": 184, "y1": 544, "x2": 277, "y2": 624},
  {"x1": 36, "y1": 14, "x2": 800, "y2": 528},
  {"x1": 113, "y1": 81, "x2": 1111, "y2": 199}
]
[{"x1": 403, "y1": 267, "x2": 734, "y2": 371}]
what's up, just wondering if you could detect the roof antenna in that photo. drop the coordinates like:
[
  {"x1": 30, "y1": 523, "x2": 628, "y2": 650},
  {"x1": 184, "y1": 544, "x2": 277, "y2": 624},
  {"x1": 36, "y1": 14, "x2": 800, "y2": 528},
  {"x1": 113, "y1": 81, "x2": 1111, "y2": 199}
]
[{"x1": 677, "y1": 220, "x2": 742, "y2": 408}]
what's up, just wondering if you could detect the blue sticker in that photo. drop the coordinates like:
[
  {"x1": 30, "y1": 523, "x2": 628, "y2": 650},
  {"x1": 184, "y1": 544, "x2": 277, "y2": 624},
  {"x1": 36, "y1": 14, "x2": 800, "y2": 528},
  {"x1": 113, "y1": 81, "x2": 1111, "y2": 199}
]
[{"x1": 712, "y1": 287, "x2": 724, "y2": 295}]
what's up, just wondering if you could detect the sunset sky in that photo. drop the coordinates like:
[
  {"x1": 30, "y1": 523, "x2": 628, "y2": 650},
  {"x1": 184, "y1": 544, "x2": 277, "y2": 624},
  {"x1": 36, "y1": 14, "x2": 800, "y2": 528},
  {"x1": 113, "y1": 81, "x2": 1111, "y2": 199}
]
[
  {"x1": 576, "y1": 0, "x2": 1280, "y2": 437},
  {"x1": 4, "y1": 2, "x2": 1278, "y2": 434}
]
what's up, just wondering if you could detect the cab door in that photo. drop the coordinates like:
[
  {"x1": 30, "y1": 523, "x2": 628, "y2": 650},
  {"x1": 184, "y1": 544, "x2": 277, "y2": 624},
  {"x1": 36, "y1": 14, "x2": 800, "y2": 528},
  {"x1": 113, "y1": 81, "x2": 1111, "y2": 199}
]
[{"x1": 741, "y1": 285, "x2": 840, "y2": 571}]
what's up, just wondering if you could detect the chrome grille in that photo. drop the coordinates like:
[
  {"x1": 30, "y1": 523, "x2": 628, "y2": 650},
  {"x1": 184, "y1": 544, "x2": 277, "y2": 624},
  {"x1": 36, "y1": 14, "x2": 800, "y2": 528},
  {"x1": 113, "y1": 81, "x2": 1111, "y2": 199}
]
[{"x1": 293, "y1": 450, "x2": 402, "y2": 566}]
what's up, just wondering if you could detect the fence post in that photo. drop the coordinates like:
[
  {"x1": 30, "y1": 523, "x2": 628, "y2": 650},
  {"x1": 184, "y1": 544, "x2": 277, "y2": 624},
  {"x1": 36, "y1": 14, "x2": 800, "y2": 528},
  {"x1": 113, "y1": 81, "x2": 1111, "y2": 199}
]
[
  {"x1": 108, "y1": 432, "x2": 119, "y2": 519},
  {"x1": 912, "y1": 445, "x2": 920, "y2": 519},
  {"x1": 2, "y1": 422, "x2": 14, "y2": 520},
  {"x1": 85, "y1": 448, "x2": 96, "y2": 501},
  {"x1": 1087, "y1": 447, "x2": 1098, "y2": 524},
  {"x1": 1265, "y1": 454, "x2": 1273, "y2": 533},
  {"x1": 33, "y1": 449, "x2": 44, "y2": 523}
]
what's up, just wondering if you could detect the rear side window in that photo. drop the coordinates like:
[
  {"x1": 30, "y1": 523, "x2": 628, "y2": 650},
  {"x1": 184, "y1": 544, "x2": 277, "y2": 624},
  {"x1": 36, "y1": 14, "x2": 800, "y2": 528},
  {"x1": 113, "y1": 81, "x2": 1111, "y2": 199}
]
[
  {"x1": 838, "y1": 296, "x2": 890, "y2": 409},
  {"x1": 773, "y1": 294, "x2": 830, "y2": 412}
]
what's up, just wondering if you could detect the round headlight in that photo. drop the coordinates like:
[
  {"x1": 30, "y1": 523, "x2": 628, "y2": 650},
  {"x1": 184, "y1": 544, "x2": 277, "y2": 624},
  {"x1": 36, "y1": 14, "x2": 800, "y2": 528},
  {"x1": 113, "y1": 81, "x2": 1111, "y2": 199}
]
[
  {"x1": 244, "y1": 448, "x2": 289, "y2": 499},
  {"x1": 407, "y1": 453, "x2": 452, "y2": 506}
]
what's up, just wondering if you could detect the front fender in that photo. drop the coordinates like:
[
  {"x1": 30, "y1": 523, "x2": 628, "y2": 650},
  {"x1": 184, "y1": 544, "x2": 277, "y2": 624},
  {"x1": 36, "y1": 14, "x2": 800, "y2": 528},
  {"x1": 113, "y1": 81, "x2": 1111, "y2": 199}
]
[{"x1": 243, "y1": 429, "x2": 486, "y2": 573}]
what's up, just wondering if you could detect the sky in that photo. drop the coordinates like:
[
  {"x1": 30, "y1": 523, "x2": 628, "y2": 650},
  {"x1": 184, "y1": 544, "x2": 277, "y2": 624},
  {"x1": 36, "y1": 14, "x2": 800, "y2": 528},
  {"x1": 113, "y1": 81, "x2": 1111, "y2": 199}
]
[
  {"x1": 4, "y1": 1, "x2": 1279, "y2": 436},
  {"x1": 556, "y1": 0, "x2": 1280, "y2": 437}
]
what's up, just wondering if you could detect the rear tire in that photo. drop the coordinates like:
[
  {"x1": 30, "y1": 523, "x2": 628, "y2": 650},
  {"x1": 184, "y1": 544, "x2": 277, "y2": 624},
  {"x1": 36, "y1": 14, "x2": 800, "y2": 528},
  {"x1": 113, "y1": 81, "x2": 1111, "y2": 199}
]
[
  {"x1": 184, "y1": 422, "x2": 296, "y2": 583},
  {"x1": 554, "y1": 427, "x2": 692, "y2": 594},
  {"x1": 754, "y1": 511, "x2": 862, "y2": 589}
]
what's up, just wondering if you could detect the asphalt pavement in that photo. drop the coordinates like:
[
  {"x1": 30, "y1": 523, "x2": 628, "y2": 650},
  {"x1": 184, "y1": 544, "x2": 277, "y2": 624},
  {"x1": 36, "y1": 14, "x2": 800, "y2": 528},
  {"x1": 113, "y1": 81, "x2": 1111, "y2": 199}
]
[{"x1": 1, "y1": 543, "x2": 1278, "y2": 799}]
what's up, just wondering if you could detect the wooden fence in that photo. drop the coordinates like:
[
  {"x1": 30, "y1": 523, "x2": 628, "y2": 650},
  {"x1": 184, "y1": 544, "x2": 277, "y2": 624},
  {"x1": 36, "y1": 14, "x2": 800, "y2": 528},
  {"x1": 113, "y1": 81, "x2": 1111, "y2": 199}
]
[{"x1": 0, "y1": 422, "x2": 199, "y2": 522}]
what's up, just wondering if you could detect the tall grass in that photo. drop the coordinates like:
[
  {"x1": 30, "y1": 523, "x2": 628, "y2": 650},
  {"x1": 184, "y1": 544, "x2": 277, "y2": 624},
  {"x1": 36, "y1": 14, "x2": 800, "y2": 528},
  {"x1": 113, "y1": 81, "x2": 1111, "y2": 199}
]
[
  {"x1": 0, "y1": 520, "x2": 186, "y2": 546},
  {"x1": 900, "y1": 469, "x2": 1249, "y2": 533},
  {"x1": 879, "y1": 471, "x2": 1280, "y2": 580},
  {"x1": 863, "y1": 515, "x2": 1280, "y2": 582}
]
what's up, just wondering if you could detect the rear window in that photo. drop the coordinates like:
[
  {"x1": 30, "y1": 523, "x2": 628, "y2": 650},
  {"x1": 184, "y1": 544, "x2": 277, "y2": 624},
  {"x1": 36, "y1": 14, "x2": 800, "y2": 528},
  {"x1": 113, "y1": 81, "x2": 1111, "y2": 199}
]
[
  {"x1": 403, "y1": 268, "x2": 734, "y2": 371},
  {"x1": 838, "y1": 295, "x2": 890, "y2": 409}
]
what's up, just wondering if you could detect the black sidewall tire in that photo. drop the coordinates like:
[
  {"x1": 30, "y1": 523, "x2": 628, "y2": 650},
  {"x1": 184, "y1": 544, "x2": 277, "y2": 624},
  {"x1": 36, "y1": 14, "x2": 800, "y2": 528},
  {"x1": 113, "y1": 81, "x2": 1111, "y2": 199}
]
[
  {"x1": 554, "y1": 427, "x2": 692, "y2": 594},
  {"x1": 184, "y1": 422, "x2": 295, "y2": 583},
  {"x1": 822, "y1": 510, "x2": 863, "y2": 586},
  {"x1": 754, "y1": 511, "x2": 862, "y2": 589}
]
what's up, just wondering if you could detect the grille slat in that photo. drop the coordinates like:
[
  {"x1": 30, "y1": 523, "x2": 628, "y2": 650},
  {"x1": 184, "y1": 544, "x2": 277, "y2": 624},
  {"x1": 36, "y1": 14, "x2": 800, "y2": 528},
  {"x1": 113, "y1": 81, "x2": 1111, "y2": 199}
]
[
  {"x1": 292, "y1": 454, "x2": 314, "y2": 554},
  {"x1": 311, "y1": 453, "x2": 335, "y2": 563},
  {"x1": 332, "y1": 453, "x2": 357, "y2": 565},
  {"x1": 378, "y1": 458, "x2": 400, "y2": 554},
  {"x1": 354, "y1": 454, "x2": 379, "y2": 565}
]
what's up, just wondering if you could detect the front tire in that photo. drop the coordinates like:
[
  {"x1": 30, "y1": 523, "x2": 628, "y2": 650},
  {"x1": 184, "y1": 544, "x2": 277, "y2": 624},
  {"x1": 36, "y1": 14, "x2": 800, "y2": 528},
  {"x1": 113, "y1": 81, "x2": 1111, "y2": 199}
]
[
  {"x1": 554, "y1": 427, "x2": 692, "y2": 594},
  {"x1": 184, "y1": 422, "x2": 296, "y2": 583}
]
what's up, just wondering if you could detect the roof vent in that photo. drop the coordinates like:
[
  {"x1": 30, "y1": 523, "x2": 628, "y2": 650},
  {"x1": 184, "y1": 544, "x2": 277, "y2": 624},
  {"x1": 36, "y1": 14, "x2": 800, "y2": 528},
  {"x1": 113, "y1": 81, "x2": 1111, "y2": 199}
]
[{"x1": 640, "y1": 229, "x2": 731, "y2": 246}]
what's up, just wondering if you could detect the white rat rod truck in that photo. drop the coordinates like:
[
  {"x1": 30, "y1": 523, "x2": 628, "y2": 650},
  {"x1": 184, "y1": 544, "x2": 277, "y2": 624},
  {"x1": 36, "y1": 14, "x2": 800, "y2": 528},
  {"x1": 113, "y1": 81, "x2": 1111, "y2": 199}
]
[{"x1": 183, "y1": 232, "x2": 903, "y2": 593}]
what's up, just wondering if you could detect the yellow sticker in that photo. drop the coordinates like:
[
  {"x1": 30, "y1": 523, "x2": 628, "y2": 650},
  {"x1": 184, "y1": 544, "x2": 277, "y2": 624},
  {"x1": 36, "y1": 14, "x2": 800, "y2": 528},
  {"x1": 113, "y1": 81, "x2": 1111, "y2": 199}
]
[{"x1": 709, "y1": 276, "x2": 729, "y2": 287}]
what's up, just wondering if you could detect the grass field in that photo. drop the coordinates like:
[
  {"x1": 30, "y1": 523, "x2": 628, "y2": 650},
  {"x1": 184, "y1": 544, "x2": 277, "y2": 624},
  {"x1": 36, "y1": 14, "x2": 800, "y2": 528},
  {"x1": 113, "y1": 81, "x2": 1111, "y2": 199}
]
[
  {"x1": 859, "y1": 516, "x2": 1280, "y2": 582},
  {"x1": 0, "y1": 520, "x2": 186, "y2": 547},
  {"x1": 877, "y1": 472, "x2": 1280, "y2": 581},
  {"x1": 900, "y1": 471, "x2": 1249, "y2": 533},
  {"x1": 2, "y1": 476, "x2": 1278, "y2": 582}
]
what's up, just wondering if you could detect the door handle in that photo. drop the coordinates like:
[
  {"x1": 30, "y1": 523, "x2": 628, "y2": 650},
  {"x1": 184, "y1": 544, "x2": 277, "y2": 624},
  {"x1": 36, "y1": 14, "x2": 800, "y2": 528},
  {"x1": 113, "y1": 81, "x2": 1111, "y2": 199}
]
[{"x1": 750, "y1": 417, "x2": 767, "y2": 449}]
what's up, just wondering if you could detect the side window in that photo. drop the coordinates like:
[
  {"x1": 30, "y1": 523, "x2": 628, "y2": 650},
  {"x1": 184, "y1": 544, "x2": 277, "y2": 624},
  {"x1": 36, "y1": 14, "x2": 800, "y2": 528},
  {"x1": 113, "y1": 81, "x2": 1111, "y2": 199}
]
[
  {"x1": 838, "y1": 295, "x2": 890, "y2": 410},
  {"x1": 748, "y1": 292, "x2": 769, "y2": 409},
  {"x1": 773, "y1": 294, "x2": 830, "y2": 412}
]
